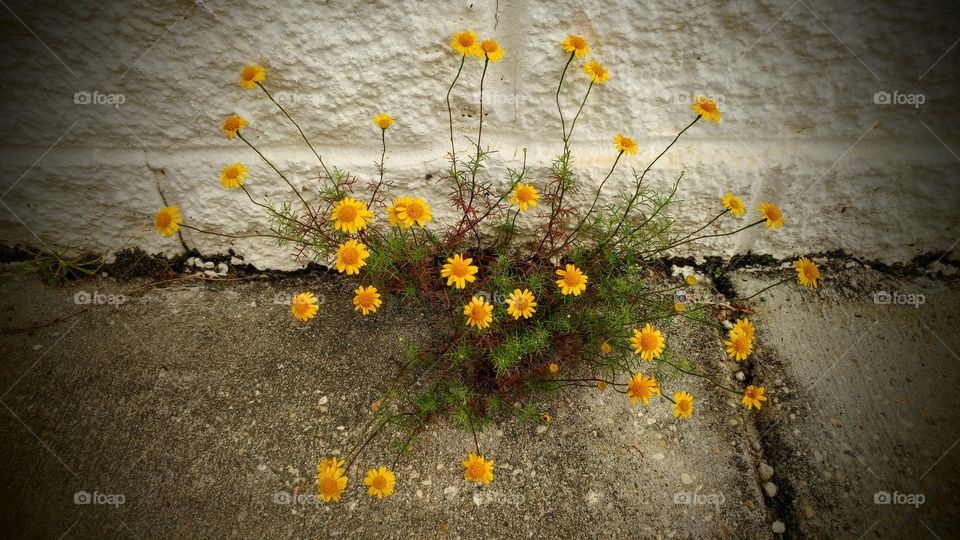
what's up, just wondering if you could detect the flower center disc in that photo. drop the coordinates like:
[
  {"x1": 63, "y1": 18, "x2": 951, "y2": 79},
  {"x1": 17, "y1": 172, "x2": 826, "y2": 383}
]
[{"x1": 339, "y1": 206, "x2": 357, "y2": 221}]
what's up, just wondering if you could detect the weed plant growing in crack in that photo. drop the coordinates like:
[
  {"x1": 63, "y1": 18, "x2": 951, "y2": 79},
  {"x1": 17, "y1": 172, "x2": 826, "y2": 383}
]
[{"x1": 153, "y1": 30, "x2": 822, "y2": 503}]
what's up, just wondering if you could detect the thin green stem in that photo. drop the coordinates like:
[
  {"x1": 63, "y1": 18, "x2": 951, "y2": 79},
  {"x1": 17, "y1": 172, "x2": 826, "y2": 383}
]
[
  {"x1": 369, "y1": 128, "x2": 387, "y2": 206},
  {"x1": 555, "y1": 150, "x2": 624, "y2": 253},
  {"x1": 256, "y1": 82, "x2": 331, "y2": 180},
  {"x1": 651, "y1": 218, "x2": 765, "y2": 254},
  {"x1": 600, "y1": 115, "x2": 701, "y2": 249},
  {"x1": 462, "y1": 56, "x2": 490, "y2": 236},
  {"x1": 660, "y1": 358, "x2": 740, "y2": 395},
  {"x1": 565, "y1": 81, "x2": 594, "y2": 144},
  {"x1": 673, "y1": 209, "x2": 730, "y2": 244},
  {"x1": 237, "y1": 132, "x2": 313, "y2": 218},
  {"x1": 556, "y1": 52, "x2": 575, "y2": 139},
  {"x1": 180, "y1": 224, "x2": 295, "y2": 242},
  {"x1": 446, "y1": 56, "x2": 467, "y2": 199},
  {"x1": 740, "y1": 275, "x2": 794, "y2": 301}
]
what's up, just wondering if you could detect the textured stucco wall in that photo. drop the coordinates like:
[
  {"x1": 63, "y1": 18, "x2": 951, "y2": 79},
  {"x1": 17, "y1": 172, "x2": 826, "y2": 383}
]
[{"x1": 1, "y1": 0, "x2": 959, "y2": 269}]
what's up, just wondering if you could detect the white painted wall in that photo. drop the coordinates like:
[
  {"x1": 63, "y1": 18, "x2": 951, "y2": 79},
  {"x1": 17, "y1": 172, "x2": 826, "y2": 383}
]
[{"x1": 1, "y1": 0, "x2": 958, "y2": 269}]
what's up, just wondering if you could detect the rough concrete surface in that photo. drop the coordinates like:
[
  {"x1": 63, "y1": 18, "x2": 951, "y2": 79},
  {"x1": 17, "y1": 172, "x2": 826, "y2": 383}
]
[
  {"x1": 0, "y1": 260, "x2": 957, "y2": 538},
  {"x1": 2, "y1": 1, "x2": 960, "y2": 269}
]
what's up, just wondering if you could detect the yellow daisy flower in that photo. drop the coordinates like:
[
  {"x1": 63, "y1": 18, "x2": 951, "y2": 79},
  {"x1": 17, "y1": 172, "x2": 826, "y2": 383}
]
[
  {"x1": 353, "y1": 285, "x2": 382, "y2": 316},
  {"x1": 626, "y1": 373, "x2": 661, "y2": 405},
  {"x1": 555, "y1": 264, "x2": 588, "y2": 296},
  {"x1": 220, "y1": 162, "x2": 248, "y2": 189},
  {"x1": 317, "y1": 457, "x2": 345, "y2": 475},
  {"x1": 363, "y1": 466, "x2": 396, "y2": 499},
  {"x1": 386, "y1": 201, "x2": 404, "y2": 226},
  {"x1": 731, "y1": 318, "x2": 755, "y2": 341},
  {"x1": 691, "y1": 96, "x2": 720, "y2": 123},
  {"x1": 794, "y1": 257, "x2": 821, "y2": 289},
  {"x1": 597, "y1": 380, "x2": 607, "y2": 392},
  {"x1": 599, "y1": 340, "x2": 612, "y2": 355},
  {"x1": 291, "y1": 292, "x2": 320, "y2": 321},
  {"x1": 441, "y1": 254, "x2": 478, "y2": 289},
  {"x1": 331, "y1": 197, "x2": 374, "y2": 234},
  {"x1": 542, "y1": 413, "x2": 551, "y2": 424},
  {"x1": 480, "y1": 39, "x2": 505, "y2": 62},
  {"x1": 630, "y1": 323, "x2": 665, "y2": 362},
  {"x1": 463, "y1": 452, "x2": 494, "y2": 484},
  {"x1": 724, "y1": 330, "x2": 753, "y2": 362},
  {"x1": 316, "y1": 467, "x2": 348, "y2": 503},
  {"x1": 154, "y1": 206, "x2": 183, "y2": 237},
  {"x1": 674, "y1": 302, "x2": 685, "y2": 313},
  {"x1": 510, "y1": 184, "x2": 539, "y2": 212},
  {"x1": 721, "y1": 192, "x2": 745, "y2": 216},
  {"x1": 685, "y1": 275, "x2": 698, "y2": 286},
  {"x1": 583, "y1": 60, "x2": 609, "y2": 83},
  {"x1": 396, "y1": 196, "x2": 432, "y2": 228},
  {"x1": 548, "y1": 362, "x2": 559, "y2": 374},
  {"x1": 239, "y1": 65, "x2": 265, "y2": 89},
  {"x1": 562, "y1": 34, "x2": 590, "y2": 58},
  {"x1": 222, "y1": 114, "x2": 246, "y2": 139},
  {"x1": 614, "y1": 134, "x2": 638, "y2": 155},
  {"x1": 463, "y1": 296, "x2": 494, "y2": 330},
  {"x1": 335, "y1": 240, "x2": 369, "y2": 275},
  {"x1": 742, "y1": 385, "x2": 767, "y2": 410},
  {"x1": 450, "y1": 31, "x2": 482, "y2": 57},
  {"x1": 374, "y1": 114, "x2": 393, "y2": 129},
  {"x1": 672, "y1": 391, "x2": 694, "y2": 419},
  {"x1": 506, "y1": 289, "x2": 537, "y2": 319},
  {"x1": 758, "y1": 202, "x2": 784, "y2": 230}
]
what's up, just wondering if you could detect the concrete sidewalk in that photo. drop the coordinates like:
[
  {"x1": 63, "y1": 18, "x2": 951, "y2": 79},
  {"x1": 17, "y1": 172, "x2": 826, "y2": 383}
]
[{"x1": 0, "y1": 261, "x2": 956, "y2": 538}]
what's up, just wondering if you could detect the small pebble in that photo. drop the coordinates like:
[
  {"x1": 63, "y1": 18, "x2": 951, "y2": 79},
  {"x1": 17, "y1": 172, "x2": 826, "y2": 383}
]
[
  {"x1": 735, "y1": 371, "x2": 745, "y2": 381},
  {"x1": 680, "y1": 473, "x2": 693, "y2": 485},
  {"x1": 758, "y1": 462, "x2": 774, "y2": 481},
  {"x1": 763, "y1": 482, "x2": 778, "y2": 498},
  {"x1": 772, "y1": 520, "x2": 786, "y2": 533}
]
